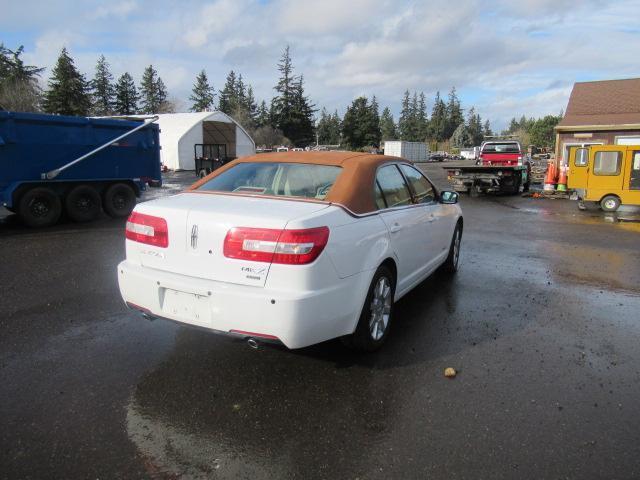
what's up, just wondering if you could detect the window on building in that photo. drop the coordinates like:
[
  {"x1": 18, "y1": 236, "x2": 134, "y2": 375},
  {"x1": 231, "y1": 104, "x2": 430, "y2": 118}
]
[{"x1": 593, "y1": 151, "x2": 622, "y2": 176}]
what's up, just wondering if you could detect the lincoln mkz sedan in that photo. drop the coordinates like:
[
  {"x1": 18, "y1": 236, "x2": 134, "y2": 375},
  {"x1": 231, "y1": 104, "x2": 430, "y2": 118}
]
[{"x1": 118, "y1": 152, "x2": 463, "y2": 351}]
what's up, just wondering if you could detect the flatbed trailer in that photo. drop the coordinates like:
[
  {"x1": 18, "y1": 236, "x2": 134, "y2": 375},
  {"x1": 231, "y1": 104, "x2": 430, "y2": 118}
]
[
  {"x1": 445, "y1": 140, "x2": 531, "y2": 195},
  {"x1": 445, "y1": 165, "x2": 530, "y2": 195}
]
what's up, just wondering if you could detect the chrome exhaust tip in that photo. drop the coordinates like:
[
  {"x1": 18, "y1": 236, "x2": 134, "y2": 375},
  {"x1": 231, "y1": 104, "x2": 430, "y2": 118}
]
[{"x1": 247, "y1": 338, "x2": 259, "y2": 349}]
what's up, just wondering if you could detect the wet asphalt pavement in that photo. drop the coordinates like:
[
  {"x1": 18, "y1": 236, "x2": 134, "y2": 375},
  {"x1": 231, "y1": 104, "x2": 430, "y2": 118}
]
[{"x1": 1, "y1": 164, "x2": 640, "y2": 479}]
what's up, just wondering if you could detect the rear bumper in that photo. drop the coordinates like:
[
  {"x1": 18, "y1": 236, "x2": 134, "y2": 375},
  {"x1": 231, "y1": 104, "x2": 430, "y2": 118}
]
[{"x1": 117, "y1": 261, "x2": 367, "y2": 349}]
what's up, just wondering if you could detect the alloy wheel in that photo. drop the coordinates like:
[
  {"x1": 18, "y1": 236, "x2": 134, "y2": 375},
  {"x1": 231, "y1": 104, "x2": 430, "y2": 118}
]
[{"x1": 369, "y1": 276, "x2": 392, "y2": 341}]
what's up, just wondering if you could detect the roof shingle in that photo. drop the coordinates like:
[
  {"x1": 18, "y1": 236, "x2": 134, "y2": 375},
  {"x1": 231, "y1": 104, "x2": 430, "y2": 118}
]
[{"x1": 557, "y1": 78, "x2": 640, "y2": 128}]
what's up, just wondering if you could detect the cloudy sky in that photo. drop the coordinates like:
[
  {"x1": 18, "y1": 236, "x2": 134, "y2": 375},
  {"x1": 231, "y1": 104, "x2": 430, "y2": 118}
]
[{"x1": 2, "y1": 0, "x2": 639, "y2": 129}]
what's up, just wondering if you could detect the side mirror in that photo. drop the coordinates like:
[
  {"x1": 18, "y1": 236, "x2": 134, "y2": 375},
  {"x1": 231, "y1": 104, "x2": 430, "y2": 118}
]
[{"x1": 440, "y1": 191, "x2": 459, "y2": 204}]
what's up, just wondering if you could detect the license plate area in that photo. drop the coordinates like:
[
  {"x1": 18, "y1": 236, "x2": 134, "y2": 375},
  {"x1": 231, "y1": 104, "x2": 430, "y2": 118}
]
[{"x1": 161, "y1": 288, "x2": 211, "y2": 325}]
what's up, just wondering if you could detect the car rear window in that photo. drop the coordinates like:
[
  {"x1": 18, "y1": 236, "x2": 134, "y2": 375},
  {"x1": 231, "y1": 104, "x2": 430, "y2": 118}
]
[
  {"x1": 197, "y1": 162, "x2": 342, "y2": 200},
  {"x1": 482, "y1": 143, "x2": 521, "y2": 153}
]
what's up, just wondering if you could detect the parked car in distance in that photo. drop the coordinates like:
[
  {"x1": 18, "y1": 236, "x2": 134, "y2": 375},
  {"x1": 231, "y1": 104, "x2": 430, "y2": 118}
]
[{"x1": 118, "y1": 152, "x2": 463, "y2": 351}]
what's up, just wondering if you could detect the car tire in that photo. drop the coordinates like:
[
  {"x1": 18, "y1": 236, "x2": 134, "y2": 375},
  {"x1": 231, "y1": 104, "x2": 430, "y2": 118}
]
[
  {"x1": 103, "y1": 183, "x2": 136, "y2": 218},
  {"x1": 600, "y1": 195, "x2": 620, "y2": 212},
  {"x1": 17, "y1": 187, "x2": 62, "y2": 228},
  {"x1": 65, "y1": 185, "x2": 102, "y2": 222},
  {"x1": 443, "y1": 223, "x2": 462, "y2": 274},
  {"x1": 343, "y1": 265, "x2": 395, "y2": 352}
]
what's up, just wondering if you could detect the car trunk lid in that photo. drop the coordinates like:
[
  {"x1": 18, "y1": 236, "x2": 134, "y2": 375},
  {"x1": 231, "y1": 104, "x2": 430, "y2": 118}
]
[{"x1": 133, "y1": 192, "x2": 331, "y2": 287}]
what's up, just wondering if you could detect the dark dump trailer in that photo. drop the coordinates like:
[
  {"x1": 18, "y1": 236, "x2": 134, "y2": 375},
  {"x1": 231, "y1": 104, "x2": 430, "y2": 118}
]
[{"x1": 0, "y1": 111, "x2": 161, "y2": 227}]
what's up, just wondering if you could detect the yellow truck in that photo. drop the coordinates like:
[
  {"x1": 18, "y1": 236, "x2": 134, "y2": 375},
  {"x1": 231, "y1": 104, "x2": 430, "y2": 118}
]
[{"x1": 568, "y1": 145, "x2": 640, "y2": 212}]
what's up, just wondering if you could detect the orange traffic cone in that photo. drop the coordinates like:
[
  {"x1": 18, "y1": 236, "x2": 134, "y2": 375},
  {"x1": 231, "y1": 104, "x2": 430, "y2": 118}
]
[
  {"x1": 556, "y1": 165, "x2": 568, "y2": 192},
  {"x1": 543, "y1": 161, "x2": 557, "y2": 191}
]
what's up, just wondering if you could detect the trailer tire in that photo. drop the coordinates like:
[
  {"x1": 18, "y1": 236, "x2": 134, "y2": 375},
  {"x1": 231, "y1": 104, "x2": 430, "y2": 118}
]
[
  {"x1": 65, "y1": 185, "x2": 102, "y2": 222},
  {"x1": 198, "y1": 169, "x2": 207, "y2": 178},
  {"x1": 600, "y1": 195, "x2": 620, "y2": 212},
  {"x1": 103, "y1": 183, "x2": 136, "y2": 218},
  {"x1": 18, "y1": 187, "x2": 62, "y2": 228}
]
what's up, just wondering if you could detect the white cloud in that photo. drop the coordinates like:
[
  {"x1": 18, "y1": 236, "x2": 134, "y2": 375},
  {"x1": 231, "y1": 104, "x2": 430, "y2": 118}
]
[
  {"x1": 91, "y1": 0, "x2": 138, "y2": 19},
  {"x1": 3, "y1": 0, "x2": 640, "y2": 129}
]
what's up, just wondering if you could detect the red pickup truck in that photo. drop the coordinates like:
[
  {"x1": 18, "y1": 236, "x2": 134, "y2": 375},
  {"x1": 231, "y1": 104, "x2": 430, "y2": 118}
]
[{"x1": 446, "y1": 141, "x2": 531, "y2": 195}]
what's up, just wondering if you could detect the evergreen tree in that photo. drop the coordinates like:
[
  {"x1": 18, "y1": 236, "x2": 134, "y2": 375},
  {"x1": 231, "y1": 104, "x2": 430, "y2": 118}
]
[
  {"x1": 271, "y1": 46, "x2": 315, "y2": 145},
  {"x1": 409, "y1": 92, "x2": 420, "y2": 141},
  {"x1": 235, "y1": 73, "x2": 246, "y2": 108},
  {"x1": 0, "y1": 43, "x2": 43, "y2": 112},
  {"x1": 139, "y1": 65, "x2": 166, "y2": 114},
  {"x1": 155, "y1": 77, "x2": 168, "y2": 112},
  {"x1": 255, "y1": 100, "x2": 270, "y2": 128},
  {"x1": 189, "y1": 69, "x2": 215, "y2": 112},
  {"x1": 379, "y1": 106, "x2": 397, "y2": 142},
  {"x1": 218, "y1": 70, "x2": 237, "y2": 115},
  {"x1": 271, "y1": 46, "x2": 295, "y2": 137},
  {"x1": 244, "y1": 85, "x2": 258, "y2": 122},
  {"x1": 139, "y1": 65, "x2": 157, "y2": 113},
  {"x1": 316, "y1": 108, "x2": 333, "y2": 144},
  {"x1": 43, "y1": 47, "x2": 91, "y2": 116},
  {"x1": 316, "y1": 108, "x2": 342, "y2": 145},
  {"x1": 483, "y1": 119, "x2": 493, "y2": 138},
  {"x1": 444, "y1": 86, "x2": 463, "y2": 140},
  {"x1": 417, "y1": 92, "x2": 428, "y2": 141},
  {"x1": 90, "y1": 55, "x2": 114, "y2": 116},
  {"x1": 328, "y1": 110, "x2": 342, "y2": 145},
  {"x1": 466, "y1": 107, "x2": 484, "y2": 146},
  {"x1": 529, "y1": 115, "x2": 562, "y2": 147},
  {"x1": 429, "y1": 91, "x2": 447, "y2": 142},
  {"x1": 289, "y1": 74, "x2": 315, "y2": 146},
  {"x1": 114, "y1": 72, "x2": 138, "y2": 115},
  {"x1": 342, "y1": 96, "x2": 379, "y2": 149},
  {"x1": 368, "y1": 95, "x2": 381, "y2": 146},
  {"x1": 398, "y1": 90, "x2": 412, "y2": 140}
]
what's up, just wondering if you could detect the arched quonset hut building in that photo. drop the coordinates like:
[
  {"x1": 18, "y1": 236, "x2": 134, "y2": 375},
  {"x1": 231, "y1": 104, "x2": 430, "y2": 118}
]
[{"x1": 151, "y1": 112, "x2": 255, "y2": 170}]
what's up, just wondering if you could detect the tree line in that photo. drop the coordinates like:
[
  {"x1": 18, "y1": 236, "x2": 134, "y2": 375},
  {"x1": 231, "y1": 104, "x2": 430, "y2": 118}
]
[
  {"x1": 317, "y1": 87, "x2": 495, "y2": 151},
  {"x1": 0, "y1": 44, "x2": 173, "y2": 117},
  {"x1": 1, "y1": 41, "x2": 561, "y2": 149},
  {"x1": 502, "y1": 114, "x2": 563, "y2": 148}
]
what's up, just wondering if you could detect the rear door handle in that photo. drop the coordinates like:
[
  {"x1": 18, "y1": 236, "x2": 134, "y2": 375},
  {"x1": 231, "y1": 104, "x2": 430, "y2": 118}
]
[{"x1": 390, "y1": 223, "x2": 402, "y2": 233}]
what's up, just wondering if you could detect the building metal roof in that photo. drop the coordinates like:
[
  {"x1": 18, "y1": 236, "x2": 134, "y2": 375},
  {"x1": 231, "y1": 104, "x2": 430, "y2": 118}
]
[{"x1": 556, "y1": 78, "x2": 640, "y2": 130}]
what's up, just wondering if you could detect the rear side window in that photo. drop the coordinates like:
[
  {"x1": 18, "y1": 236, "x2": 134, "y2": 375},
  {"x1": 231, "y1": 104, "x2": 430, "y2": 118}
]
[
  {"x1": 593, "y1": 151, "x2": 622, "y2": 176},
  {"x1": 198, "y1": 162, "x2": 341, "y2": 200},
  {"x1": 376, "y1": 165, "x2": 412, "y2": 208},
  {"x1": 574, "y1": 148, "x2": 589, "y2": 166},
  {"x1": 399, "y1": 164, "x2": 435, "y2": 203},
  {"x1": 374, "y1": 181, "x2": 387, "y2": 209}
]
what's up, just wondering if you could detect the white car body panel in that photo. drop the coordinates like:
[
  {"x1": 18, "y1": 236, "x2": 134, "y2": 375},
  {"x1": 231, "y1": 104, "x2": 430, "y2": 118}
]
[{"x1": 118, "y1": 163, "x2": 462, "y2": 349}]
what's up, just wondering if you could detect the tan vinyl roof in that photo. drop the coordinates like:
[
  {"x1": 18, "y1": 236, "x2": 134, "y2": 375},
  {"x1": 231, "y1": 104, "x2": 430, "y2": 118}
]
[
  {"x1": 188, "y1": 151, "x2": 407, "y2": 214},
  {"x1": 557, "y1": 78, "x2": 640, "y2": 129}
]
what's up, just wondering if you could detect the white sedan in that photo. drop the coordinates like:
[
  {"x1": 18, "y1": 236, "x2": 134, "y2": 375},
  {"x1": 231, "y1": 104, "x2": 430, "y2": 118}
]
[{"x1": 118, "y1": 151, "x2": 463, "y2": 351}]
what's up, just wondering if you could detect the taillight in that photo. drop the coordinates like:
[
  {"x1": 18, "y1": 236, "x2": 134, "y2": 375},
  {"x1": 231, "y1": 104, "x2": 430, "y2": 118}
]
[
  {"x1": 125, "y1": 211, "x2": 168, "y2": 248},
  {"x1": 224, "y1": 226, "x2": 329, "y2": 265}
]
